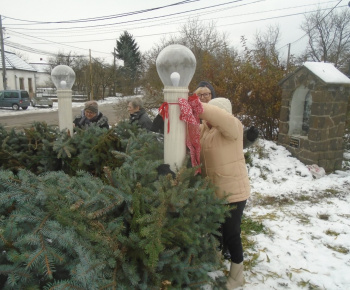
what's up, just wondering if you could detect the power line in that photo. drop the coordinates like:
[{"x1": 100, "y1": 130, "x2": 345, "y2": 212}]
[
  {"x1": 3, "y1": 0, "x2": 199, "y2": 24},
  {"x1": 3, "y1": 0, "x2": 346, "y2": 61},
  {"x1": 3, "y1": 0, "x2": 257, "y2": 58},
  {"x1": 4, "y1": 1, "x2": 263, "y2": 38},
  {"x1": 4, "y1": 0, "x2": 247, "y2": 31},
  {"x1": 9, "y1": 3, "x2": 344, "y2": 45},
  {"x1": 289, "y1": 0, "x2": 343, "y2": 45}
]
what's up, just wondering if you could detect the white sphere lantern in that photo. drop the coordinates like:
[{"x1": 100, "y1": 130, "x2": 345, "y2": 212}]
[
  {"x1": 51, "y1": 65, "x2": 76, "y2": 135},
  {"x1": 156, "y1": 44, "x2": 196, "y2": 172},
  {"x1": 51, "y1": 65, "x2": 75, "y2": 90},
  {"x1": 156, "y1": 44, "x2": 196, "y2": 87}
]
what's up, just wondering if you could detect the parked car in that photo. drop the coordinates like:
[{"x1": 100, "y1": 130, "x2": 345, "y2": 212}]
[
  {"x1": 31, "y1": 93, "x2": 53, "y2": 108},
  {"x1": 0, "y1": 90, "x2": 30, "y2": 110}
]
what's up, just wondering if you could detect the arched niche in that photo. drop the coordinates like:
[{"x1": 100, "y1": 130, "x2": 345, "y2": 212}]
[{"x1": 288, "y1": 85, "x2": 312, "y2": 136}]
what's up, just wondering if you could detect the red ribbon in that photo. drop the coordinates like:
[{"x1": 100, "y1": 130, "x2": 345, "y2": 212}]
[
  {"x1": 178, "y1": 94, "x2": 203, "y2": 175},
  {"x1": 159, "y1": 102, "x2": 178, "y2": 133}
]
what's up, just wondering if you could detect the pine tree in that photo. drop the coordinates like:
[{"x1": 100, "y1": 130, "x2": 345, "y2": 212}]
[
  {"x1": 0, "y1": 121, "x2": 228, "y2": 289},
  {"x1": 0, "y1": 122, "x2": 123, "y2": 179},
  {"x1": 115, "y1": 31, "x2": 142, "y2": 95}
]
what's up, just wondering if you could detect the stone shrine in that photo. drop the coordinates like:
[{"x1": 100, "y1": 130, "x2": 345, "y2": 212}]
[{"x1": 278, "y1": 62, "x2": 350, "y2": 173}]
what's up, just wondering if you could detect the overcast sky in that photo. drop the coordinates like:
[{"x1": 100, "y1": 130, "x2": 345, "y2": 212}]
[{"x1": 1, "y1": 0, "x2": 347, "y2": 64}]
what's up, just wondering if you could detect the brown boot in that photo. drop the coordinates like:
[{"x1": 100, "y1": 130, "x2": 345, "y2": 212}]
[{"x1": 226, "y1": 262, "x2": 244, "y2": 289}]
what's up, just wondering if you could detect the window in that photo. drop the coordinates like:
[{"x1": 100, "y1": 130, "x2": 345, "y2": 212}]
[
  {"x1": 19, "y1": 78, "x2": 25, "y2": 90},
  {"x1": 302, "y1": 91, "x2": 312, "y2": 133},
  {"x1": 288, "y1": 86, "x2": 312, "y2": 136},
  {"x1": 21, "y1": 91, "x2": 30, "y2": 99},
  {"x1": 28, "y1": 78, "x2": 33, "y2": 93}
]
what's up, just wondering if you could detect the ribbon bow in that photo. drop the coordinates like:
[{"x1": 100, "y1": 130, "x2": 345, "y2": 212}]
[
  {"x1": 159, "y1": 102, "x2": 170, "y2": 133},
  {"x1": 179, "y1": 94, "x2": 204, "y2": 175},
  {"x1": 158, "y1": 95, "x2": 203, "y2": 175}
]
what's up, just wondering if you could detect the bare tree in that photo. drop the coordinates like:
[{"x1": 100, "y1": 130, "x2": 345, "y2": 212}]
[
  {"x1": 177, "y1": 18, "x2": 227, "y2": 55},
  {"x1": 141, "y1": 19, "x2": 230, "y2": 106},
  {"x1": 254, "y1": 25, "x2": 281, "y2": 63},
  {"x1": 47, "y1": 51, "x2": 79, "y2": 68},
  {"x1": 300, "y1": 7, "x2": 350, "y2": 69}
]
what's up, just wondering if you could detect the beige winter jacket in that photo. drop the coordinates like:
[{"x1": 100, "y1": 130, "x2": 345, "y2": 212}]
[{"x1": 199, "y1": 103, "x2": 251, "y2": 204}]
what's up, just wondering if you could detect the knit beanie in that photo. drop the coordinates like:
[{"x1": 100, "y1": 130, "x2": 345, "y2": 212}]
[
  {"x1": 208, "y1": 98, "x2": 232, "y2": 114},
  {"x1": 85, "y1": 101, "x2": 98, "y2": 114},
  {"x1": 196, "y1": 81, "x2": 216, "y2": 99}
]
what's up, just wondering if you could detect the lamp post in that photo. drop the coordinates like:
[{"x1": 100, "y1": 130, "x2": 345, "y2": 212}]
[
  {"x1": 156, "y1": 44, "x2": 196, "y2": 172},
  {"x1": 51, "y1": 65, "x2": 76, "y2": 135}
]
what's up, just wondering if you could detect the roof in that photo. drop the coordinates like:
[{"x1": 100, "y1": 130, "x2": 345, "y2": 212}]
[
  {"x1": 30, "y1": 62, "x2": 51, "y2": 73},
  {"x1": 279, "y1": 61, "x2": 350, "y2": 86},
  {"x1": 303, "y1": 62, "x2": 350, "y2": 84},
  {"x1": 0, "y1": 50, "x2": 37, "y2": 72}
]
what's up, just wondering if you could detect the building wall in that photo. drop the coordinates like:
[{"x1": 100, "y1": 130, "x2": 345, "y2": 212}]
[
  {"x1": 1, "y1": 70, "x2": 37, "y2": 97},
  {"x1": 35, "y1": 72, "x2": 52, "y2": 88},
  {"x1": 278, "y1": 67, "x2": 350, "y2": 173}
]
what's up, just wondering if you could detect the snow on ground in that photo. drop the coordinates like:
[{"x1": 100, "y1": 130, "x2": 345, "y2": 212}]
[
  {"x1": 1, "y1": 97, "x2": 349, "y2": 289},
  {"x1": 207, "y1": 141, "x2": 350, "y2": 290},
  {"x1": 242, "y1": 141, "x2": 350, "y2": 290},
  {"x1": 0, "y1": 96, "x2": 128, "y2": 117}
]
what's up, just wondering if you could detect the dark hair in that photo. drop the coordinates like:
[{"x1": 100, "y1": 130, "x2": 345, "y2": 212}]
[{"x1": 196, "y1": 81, "x2": 216, "y2": 99}]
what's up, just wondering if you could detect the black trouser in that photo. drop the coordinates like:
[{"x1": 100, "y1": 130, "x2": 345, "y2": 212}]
[{"x1": 222, "y1": 200, "x2": 247, "y2": 264}]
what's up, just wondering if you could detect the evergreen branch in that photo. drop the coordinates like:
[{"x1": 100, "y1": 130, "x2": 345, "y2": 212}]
[
  {"x1": 48, "y1": 248, "x2": 64, "y2": 263},
  {"x1": 0, "y1": 176, "x2": 38, "y2": 203},
  {"x1": 35, "y1": 214, "x2": 51, "y2": 233},
  {"x1": 70, "y1": 199, "x2": 85, "y2": 211},
  {"x1": 87, "y1": 197, "x2": 124, "y2": 219},
  {"x1": 26, "y1": 248, "x2": 44, "y2": 269},
  {"x1": 44, "y1": 280, "x2": 86, "y2": 290},
  {"x1": 112, "y1": 265, "x2": 118, "y2": 290},
  {"x1": 0, "y1": 233, "x2": 9, "y2": 246},
  {"x1": 99, "y1": 282, "x2": 117, "y2": 290},
  {"x1": 0, "y1": 123, "x2": 226, "y2": 288},
  {"x1": 0, "y1": 270, "x2": 31, "y2": 279},
  {"x1": 44, "y1": 252, "x2": 53, "y2": 278}
]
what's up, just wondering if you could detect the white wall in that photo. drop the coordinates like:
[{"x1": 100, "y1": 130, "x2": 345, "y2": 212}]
[
  {"x1": 0, "y1": 70, "x2": 37, "y2": 97},
  {"x1": 35, "y1": 72, "x2": 52, "y2": 87}
]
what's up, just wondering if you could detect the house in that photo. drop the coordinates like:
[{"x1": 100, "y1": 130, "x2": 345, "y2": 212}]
[
  {"x1": 278, "y1": 61, "x2": 350, "y2": 172},
  {"x1": 0, "y1": 50, "x2": 37, "y2": 97},
  {"x1": 30, "y1": 58, "x2": 52, "y2": 88}
]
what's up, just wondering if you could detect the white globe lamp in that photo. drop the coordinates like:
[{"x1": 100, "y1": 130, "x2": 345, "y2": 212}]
[
  {"x1": 156, "y1": 44, "x2": 196, "y2": 171},
  {"x1": 51, "y1": 65, "x2": 76, "y2": 135}
]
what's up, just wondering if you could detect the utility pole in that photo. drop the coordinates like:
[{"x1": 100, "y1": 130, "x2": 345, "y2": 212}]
[
  {"x1": 89, "y1": 49, "x2": 93, "y2": 100},
  {"x1": 113, "y1": 48, "x2": 116, "y2": 97},
  {"x1": 0, "y1": 15, "x2": 7, "y2": 90},
  {"x1": 286, "y1": 43, "x2": 291, "y2": 72}
]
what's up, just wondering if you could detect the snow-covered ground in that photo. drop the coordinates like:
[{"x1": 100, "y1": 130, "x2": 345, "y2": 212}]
[
  {"x1": 1, "y1": 97, "x2": 349, "y2": 289},
  {"x1": 243, "y1": 141, "x2": 350, "y2": 290},
  {"x1": 0, "y1": 96, "x2": 126, "y2": 117},
  {"x1": 208, "y1": 141, "x2": 350, "y2": 290}
]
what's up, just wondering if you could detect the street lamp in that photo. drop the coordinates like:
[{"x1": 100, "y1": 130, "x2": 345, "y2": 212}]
[
  {"x1": 51, "y1": 65, "x2": 76, "y2": 135},
  {"x1": 156, "y1": 44, "x2": 196, "y2": 172}
]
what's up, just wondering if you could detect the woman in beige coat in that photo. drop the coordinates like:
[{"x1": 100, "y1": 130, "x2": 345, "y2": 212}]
[{"x1": 199, "y1": 97, "x2": 250, "y2": 289}]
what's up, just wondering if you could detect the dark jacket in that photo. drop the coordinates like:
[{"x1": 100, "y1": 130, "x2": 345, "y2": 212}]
[
  {"x1": 129, "y1": 108, "x2": 152, "y2": 130},
  {"x1": 73, "y1": 111, "x2": 109, "y2": 130},
  {"x1": 150, "y1": 114, "x2": 164, "y2": 133}
]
